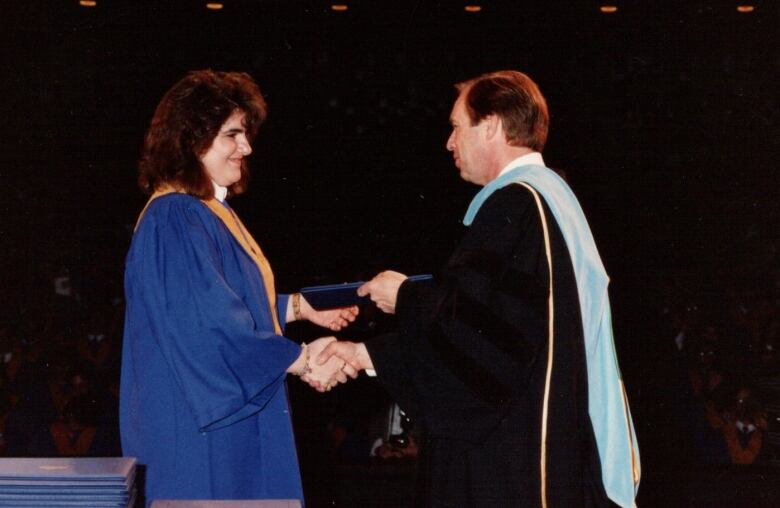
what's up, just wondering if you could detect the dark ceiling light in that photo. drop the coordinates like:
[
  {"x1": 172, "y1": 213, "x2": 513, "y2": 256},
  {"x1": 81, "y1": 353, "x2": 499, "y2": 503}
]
[
  {"x1": 206, "y1": 2, "x2": 224, "y2": 10},
  {"x1": 331, "y1": 4, "x2": 348, "y2": 11},
  {"x1": 464, "y1": 5, "x2": 482, "y2": 12},
  {"x1": 600, "y1": 6, "x2": 618, "y2": 13},
  {"x1": 79, "y1": 0, "x2": 97, "y2": 6},
  {"x1": 736, "y1": 5, "x2": 755, "y2": 13}
]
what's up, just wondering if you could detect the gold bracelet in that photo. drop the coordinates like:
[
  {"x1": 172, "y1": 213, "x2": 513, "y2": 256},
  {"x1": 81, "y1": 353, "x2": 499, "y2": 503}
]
[
  {"x1": 292, "y1": 292, "x2": 303, "y2": 321},
  {"x1": 293, "y1": 343, "x2": 311, "y2": 377}
]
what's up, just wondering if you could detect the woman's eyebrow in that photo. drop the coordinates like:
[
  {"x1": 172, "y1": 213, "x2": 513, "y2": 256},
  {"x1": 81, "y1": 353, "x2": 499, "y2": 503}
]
[{"x1": 222, "y1": 127, "x2": 245, "y2": 134}]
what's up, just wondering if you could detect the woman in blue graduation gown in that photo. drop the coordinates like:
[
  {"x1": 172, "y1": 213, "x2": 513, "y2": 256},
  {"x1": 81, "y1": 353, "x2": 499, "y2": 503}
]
[{"x1": 120, "y1": 70, "x2": 357, "y2": 505}]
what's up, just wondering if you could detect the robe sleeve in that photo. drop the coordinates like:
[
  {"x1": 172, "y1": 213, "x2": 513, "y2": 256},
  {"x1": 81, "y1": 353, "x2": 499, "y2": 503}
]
[
  {"x1": 372, "y1": 185, "x2": 550, "y2": 406},
  {"x1": 129, "y1": 197, "x2": 301, "y2": 432},
  {"x1": 362, "y1": 332, "x2": 421, "y2": 422}
]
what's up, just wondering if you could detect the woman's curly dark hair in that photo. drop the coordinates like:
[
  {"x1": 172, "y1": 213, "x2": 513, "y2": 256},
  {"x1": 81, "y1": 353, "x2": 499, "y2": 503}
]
[{"x1": 138, "y1": 70, "x2": 267, "y2": 198}]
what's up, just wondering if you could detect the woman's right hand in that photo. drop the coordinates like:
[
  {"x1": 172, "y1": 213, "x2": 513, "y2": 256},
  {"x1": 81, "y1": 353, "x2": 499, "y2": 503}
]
[{"x1": 298, "y1": 337, "x2": 358, "y2": 392}]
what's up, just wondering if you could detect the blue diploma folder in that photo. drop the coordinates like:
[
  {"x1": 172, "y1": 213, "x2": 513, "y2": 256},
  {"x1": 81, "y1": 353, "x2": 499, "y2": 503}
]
[
  {"x1": 300, "y1": 274, "x2": 434, "y2": 310},
  {"x1": 0, "y1": 457, "x2": 136, "y2": 507},
  {"x1": 150, "y1": 501, "x2": 302, "y2": 508},
  {"x1": 0, "y1": 457, "x2": 135, "y2": 482}
]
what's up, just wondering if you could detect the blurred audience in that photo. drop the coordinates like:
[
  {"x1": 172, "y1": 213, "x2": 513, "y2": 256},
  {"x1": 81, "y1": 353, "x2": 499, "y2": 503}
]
[{"x1": 652, "y1": 232, "x2": 780, "y2": 469}]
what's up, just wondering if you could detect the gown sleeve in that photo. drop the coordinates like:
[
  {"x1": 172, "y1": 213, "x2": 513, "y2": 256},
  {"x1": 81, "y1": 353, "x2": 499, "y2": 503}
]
[
  {"x1": 367, "y1": 185, "x2": 550, "y2": 407},
  {"x1": 127, "y1": 197, "x2": 301, "y2": 432}
]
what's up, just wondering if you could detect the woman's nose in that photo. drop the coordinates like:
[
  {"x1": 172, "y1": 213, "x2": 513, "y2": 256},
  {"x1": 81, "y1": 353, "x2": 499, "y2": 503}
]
[{"x1": 238, "y1": 136, "x2": 252, "y2": 156}]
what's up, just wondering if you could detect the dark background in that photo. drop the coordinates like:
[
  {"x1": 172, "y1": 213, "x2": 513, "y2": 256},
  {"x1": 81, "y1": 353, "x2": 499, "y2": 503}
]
[{"x1": 1, "y1": 0, "x2": 779, "y2": 506}]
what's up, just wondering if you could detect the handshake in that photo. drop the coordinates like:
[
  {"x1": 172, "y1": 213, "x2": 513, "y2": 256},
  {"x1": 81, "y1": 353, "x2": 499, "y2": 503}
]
[
  {"x1": 294, "y1": 337, "x2": 374, "y2": 392},
  {"x1": 287, "y1": 270, "x2": 407, "y2": 392}
]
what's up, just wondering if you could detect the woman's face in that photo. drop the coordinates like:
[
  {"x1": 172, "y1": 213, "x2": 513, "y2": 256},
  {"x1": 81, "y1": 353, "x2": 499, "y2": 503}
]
[{"x1": 200, "y1": 111, "x2": 252, "y2": 187}]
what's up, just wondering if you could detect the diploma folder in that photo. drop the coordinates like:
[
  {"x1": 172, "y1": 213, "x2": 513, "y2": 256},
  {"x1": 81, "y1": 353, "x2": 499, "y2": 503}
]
[
  {"x1": 0, "y1": 457, "x2": 135, "y2": 481},
  {"x1": 0, "y1": 457, "x2": 136, "y2": 508},
  {"x1": 151, "y1": 501, "x2": 301, "y2": 508},
  {"x1": 300, "y1": 274, "x2": 434, "y2": 310}
]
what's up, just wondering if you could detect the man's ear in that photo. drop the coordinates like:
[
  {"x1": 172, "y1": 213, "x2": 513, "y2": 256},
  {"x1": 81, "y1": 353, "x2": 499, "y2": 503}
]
[{"x1": 484, "y1": 114, "x2": 502, "y2": 142}]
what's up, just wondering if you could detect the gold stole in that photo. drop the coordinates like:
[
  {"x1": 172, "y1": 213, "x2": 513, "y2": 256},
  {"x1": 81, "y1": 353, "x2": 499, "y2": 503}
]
[{"x1": 135, "y1": 187, "x2": 282, "y2": 335}]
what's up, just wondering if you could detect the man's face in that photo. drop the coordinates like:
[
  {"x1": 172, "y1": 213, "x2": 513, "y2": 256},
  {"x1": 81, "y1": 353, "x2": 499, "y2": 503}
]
[{"x1": 446, "y1": 92, "x2": 489, "y2": 185}]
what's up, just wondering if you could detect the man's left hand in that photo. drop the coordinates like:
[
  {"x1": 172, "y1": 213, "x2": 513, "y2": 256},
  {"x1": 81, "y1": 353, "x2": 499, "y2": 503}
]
[{"x1": 357, "y1": 270, "x2": 407, "y2": 314}]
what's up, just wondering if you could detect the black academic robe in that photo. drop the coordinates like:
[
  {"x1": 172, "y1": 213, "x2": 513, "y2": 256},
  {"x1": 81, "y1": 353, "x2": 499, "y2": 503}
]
[{"x1": 366, "y1": 184, "x2": 612, "y2": 507}]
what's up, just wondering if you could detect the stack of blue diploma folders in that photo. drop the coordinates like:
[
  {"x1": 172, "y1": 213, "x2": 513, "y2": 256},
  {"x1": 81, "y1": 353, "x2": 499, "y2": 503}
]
[{"x1": 0, "y1": 457, "x2": 137, "y2": 507}]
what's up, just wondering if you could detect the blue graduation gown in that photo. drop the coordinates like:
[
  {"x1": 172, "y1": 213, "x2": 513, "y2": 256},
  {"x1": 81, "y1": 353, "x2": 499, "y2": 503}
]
[{"x1": 120, "y1": 193, "x2": 303, "y2": 503}]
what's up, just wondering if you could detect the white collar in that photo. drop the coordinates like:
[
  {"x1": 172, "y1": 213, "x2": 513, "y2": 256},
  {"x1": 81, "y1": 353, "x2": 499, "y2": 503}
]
[
  {"x1": 497, "y1": 152, "x2": 545, "y2": 178},
  {"x1": 212, "y1": 181, "x2": 228, "y2": 202}
]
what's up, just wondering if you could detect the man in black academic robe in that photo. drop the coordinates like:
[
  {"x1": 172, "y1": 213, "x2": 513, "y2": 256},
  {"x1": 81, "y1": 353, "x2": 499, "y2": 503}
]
[{"x1": 318, "y1": 70, "x2": 638, "y2": 507}]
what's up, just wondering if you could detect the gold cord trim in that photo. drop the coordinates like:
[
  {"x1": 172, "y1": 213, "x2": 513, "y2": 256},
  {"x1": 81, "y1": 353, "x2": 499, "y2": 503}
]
[
  {"x1": 621, "y1": 381, "x2": 641, "y2": 485},
  {"x1": 517, "y1": 183, "x2": 554, "y2": 508}
]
